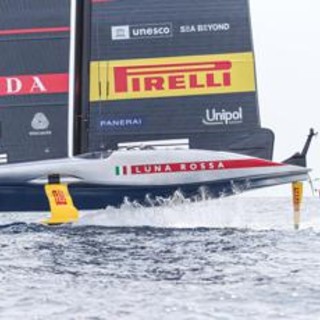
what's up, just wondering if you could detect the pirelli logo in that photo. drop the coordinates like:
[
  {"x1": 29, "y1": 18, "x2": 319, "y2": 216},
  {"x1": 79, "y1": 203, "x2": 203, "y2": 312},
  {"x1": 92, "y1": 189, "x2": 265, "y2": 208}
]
[{"x1": 90, "y1": 52, "x2": 256, "y2": 101}]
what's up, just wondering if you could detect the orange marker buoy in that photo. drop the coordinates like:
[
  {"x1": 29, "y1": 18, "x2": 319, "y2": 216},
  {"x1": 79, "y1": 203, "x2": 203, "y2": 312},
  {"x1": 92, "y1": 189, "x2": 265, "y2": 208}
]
[{"x1": 292, "y1": 181, "x2": 303, "y2": 230}]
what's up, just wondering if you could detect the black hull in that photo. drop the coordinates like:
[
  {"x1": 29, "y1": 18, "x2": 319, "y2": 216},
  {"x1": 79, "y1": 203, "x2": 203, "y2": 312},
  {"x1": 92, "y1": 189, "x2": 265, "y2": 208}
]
[
  {"x1": 0, "y1": 173, "x2": 306, "y2": 212},
  {"x1": 0, "y1": 182, "x2": 234, "y2": 212}
]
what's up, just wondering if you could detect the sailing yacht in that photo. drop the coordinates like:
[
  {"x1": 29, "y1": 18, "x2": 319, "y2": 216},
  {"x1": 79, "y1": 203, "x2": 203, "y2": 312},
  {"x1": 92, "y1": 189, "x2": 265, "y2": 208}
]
[{"x1": 0, "y1": 0, "x2": 313, "y2": 213}]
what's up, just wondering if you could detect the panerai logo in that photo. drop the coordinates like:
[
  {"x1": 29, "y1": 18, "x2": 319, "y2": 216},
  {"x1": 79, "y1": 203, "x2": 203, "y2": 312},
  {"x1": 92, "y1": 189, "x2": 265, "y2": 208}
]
[
  {"x1": 29, "y1": 113, "x2": 52, "y2": 136},
  {"x1": 100, "y1": 117, "x2": 143, "y2": 129},
  {"x1": 202, "y1": 107, "x2": 243, "y2": 125}
]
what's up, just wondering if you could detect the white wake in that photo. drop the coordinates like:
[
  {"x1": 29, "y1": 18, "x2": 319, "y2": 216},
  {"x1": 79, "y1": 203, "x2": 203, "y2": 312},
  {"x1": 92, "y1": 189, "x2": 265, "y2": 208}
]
[
  {"x1": 1, "y1": 193, "x2": 319, "y2": 230},
  {"x1": 77, "y1": 194, "x2": 320, "y2": 230}
]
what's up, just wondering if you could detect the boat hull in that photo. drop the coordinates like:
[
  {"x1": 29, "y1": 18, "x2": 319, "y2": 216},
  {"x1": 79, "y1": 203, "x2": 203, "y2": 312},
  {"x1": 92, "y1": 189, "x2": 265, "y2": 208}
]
[{"x1": 0, "y1": 172, "x2": 307, "y2": 212}]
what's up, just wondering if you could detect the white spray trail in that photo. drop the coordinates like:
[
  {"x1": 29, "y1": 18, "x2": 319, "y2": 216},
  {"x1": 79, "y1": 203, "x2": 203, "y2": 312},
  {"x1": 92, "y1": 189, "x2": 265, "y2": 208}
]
[{"x1": 77, "y1": 193, "x2": 320, "y2": 231}]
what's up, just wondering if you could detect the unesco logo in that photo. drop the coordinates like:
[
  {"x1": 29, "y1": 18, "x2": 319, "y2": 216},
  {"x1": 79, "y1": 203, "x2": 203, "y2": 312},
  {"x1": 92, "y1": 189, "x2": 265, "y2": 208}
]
[{"x1": 111, "y1": 23, "x2": 173, "y2": 40}]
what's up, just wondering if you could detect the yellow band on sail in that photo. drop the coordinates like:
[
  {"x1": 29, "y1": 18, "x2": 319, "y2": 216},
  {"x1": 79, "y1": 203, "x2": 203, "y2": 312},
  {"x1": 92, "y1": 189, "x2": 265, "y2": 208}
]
[{"x1": 90, "y1": 52, "x2": 256, "y2": 102}]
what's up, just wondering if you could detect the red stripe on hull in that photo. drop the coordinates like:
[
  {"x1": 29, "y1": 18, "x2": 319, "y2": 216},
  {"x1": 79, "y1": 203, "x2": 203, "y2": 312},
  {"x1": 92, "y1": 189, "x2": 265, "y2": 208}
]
[{"x1": 131, "y1": 159, "x2": 283, "y2": 175}]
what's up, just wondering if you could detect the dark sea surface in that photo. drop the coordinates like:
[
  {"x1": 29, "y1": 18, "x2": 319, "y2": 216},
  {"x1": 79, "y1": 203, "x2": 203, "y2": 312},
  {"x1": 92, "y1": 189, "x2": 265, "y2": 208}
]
[{"x1": 1, "y1": 196, "x2": 320, "y2": 320}]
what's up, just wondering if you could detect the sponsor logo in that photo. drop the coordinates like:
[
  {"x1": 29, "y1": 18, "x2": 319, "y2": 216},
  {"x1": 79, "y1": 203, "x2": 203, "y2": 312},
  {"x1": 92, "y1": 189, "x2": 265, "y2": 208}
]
[
  {"x1": 131, "y1": 161, "x2": 225, "y2": 175},
  {"x1": 113, "y1": 61, "x2": 231, "y2": 93},
  {"x1": 52, "y1": 190, "x2": 67, "y2": 206},
  {"x1": 111, "y1": 23, "x2": 173, "y2": 40},
  {"x1": 202, "y1": 107, "x2": 243, "y2": 126},
  {"x1": 115, "y1": 159, "x2": 282, "y2": 176},
  {"x1": 180, "y1": 23, "x2": 230, "y2": 33},
  {"x1": 0, "y1": 73, "x2": 68, "y2": 97},
  {"x1": 100, "y1": 117, "x2": 143, "y2": 129},
  {"x1": 111, "y1": 26, "x2": 130, "y2": 40},
  {"x1": 29, "y1": 113, "x2": 52, "y2": 136},
  {"x1": 32, "y1": 113, "x2": 50, "y2": 130},
  {"x1": 90, "y1": 53, "x2": 256, "y2": 101},
  {"x1": 0, "y1": 153, "x2": 8, "y2": 164}
]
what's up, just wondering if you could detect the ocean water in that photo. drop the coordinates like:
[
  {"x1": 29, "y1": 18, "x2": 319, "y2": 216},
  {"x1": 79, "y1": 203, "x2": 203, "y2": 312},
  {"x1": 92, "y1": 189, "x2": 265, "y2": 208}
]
[{"x1": 1, "y1": 195, "x2": 320, "y2": 320}]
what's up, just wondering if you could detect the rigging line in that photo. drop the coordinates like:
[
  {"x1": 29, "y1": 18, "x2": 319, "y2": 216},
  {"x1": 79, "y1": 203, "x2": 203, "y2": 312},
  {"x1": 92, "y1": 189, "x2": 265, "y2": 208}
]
[{"x1": 95, "y1": 16, "x2": 105, "y2": 150}]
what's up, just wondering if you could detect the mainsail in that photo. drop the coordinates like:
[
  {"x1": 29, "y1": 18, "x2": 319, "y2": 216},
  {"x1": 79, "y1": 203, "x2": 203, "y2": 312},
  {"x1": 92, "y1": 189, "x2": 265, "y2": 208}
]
[
  {"x1": 78, "y1": 0, "x2": 274, "y2": 159},
  {"x1": 0, "y1": 0, "x2": 274, "y2": 163},
  {"x1": 0, "y1": 0, "x2": 71, "y2": 163}
]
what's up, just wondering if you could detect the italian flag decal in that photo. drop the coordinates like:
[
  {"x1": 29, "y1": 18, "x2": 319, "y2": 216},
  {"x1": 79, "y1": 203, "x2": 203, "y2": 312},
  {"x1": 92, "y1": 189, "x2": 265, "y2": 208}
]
[{"x1": 115, "y1": 166, "x2": 128, "y2": 176}]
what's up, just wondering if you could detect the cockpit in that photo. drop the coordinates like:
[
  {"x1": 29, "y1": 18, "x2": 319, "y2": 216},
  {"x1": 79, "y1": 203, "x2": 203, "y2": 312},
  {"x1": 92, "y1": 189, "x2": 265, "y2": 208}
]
[{"x1": 76, "y1": 150, "x2": 113, "y2": 159}]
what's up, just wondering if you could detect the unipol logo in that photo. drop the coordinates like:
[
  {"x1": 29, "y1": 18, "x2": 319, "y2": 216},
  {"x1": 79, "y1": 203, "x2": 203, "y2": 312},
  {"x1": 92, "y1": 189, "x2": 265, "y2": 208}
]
[
  {"x1": 0, "y1": 73, "x2": 68, "y2": 97},
  {"x1": 113, "y1": 60, "x2": 232, "y2": 95},
  {"x1": 202, "y1": 107, "x2": 243, "y2": 126}
]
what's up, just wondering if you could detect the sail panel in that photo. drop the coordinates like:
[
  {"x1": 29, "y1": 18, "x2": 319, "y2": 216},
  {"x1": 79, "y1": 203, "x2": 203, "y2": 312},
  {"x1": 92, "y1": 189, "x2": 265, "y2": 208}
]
[
  {"x1": 0, "y1": 0, "x2": 70, "y2": 163},
  {"x1": 81, "y1": 0, "x2": 274, "y2": 159},
  {"x1": 90, "y1": 0, "x2": 253, "y2": 59}
]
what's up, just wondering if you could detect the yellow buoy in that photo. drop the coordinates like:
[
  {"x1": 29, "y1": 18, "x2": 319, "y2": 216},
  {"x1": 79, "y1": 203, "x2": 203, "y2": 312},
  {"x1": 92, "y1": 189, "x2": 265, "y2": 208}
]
[
  {"x1": 43, "y1": 184, "x2": 79, "y2": 225},
  {"x1": 292, "y1": 181, "x2": 303, "y2": 230}
]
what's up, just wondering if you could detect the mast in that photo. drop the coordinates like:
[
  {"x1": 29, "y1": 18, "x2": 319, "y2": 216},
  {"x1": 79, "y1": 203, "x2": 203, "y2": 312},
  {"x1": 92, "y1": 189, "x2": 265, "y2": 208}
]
[
  {"x1": 79, "y1": 0, "x2": 92, "y2": 154},
  {"x1": 68, "y1": 0, "x2": 87, "y2": 157},
  {"x1": 68, "y1": 0, "x2": 77, "y2": 157}
]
